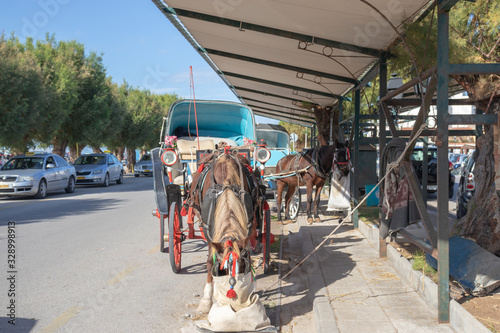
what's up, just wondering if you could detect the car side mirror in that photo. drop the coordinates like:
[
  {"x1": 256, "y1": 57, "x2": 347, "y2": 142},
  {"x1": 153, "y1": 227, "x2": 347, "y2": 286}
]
[{"x1": 46, "y1": 163, "x2": 55, "y2": 169}]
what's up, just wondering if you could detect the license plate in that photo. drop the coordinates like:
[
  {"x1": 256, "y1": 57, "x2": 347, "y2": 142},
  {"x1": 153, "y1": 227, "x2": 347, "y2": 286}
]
[
  {"x1": 427, "y1": 185, "x2": 437, "y2": 191},
  {"x1": 0, "y1": 184, "x2": 9, "y2": 188},
  {"x1": 144, "y1": 170, "x2": 150, "y2": 172},
  {"x1": 77, "y1": 177, "x2": 85, "y2": 180}
]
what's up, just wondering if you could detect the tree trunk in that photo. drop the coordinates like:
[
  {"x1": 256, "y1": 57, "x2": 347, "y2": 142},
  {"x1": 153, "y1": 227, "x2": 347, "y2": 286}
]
[
  {"x1": 114, "y1": 147, "x2": 125, "y2": 161},
  {"x1": 313, "y1": 106, "x2": 338, "y2": 146},
  {"x1": 68, "y1": 144, "x2": 84, "y2": 163},
  {"x1": 52, "y1": 140, "x2": 68, "y2": 158},
  {"x1": 453, "y1": 93, "x2": 500, "y2": 256},
  {"x1": 126, "y1": 148, "x2": 136, "y2": 172},
  {"x1": 92, "y1": 146, "x2": 103, "y2": 153}
]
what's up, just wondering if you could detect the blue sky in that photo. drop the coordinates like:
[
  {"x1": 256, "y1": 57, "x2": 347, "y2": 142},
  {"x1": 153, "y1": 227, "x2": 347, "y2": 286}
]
[{"x1": 1, "y1": 0, "x2": 276, "y2": 123}]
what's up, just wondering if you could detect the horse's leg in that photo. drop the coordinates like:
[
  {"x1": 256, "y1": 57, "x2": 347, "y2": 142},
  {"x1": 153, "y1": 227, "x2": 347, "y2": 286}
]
[
  {"x1": 313, "y1": 180, "x2": 326, "y2": 223},
  {"x1": 276, "y1": 180, "x2": 286, "y2": 222},
  {"x1": 197, "y1": 253, "x2": 213, "y2": 313},
  {"x1": 283, "y1": 183, "x2": 297, "y2": 224},
  {"x1": 305, "y1": 181, "x2": 314, "y2": 224}
]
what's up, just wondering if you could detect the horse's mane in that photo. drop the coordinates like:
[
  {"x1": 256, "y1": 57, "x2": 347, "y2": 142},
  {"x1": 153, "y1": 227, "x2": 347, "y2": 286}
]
[{"x1": 212, "y1": 155, "x2": 248, "y2": 257}]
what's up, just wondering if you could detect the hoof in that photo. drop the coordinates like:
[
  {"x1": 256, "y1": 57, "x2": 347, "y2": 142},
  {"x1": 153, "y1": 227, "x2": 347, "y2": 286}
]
[
  {"x1": 315, "y1": 217, "x2": 321, "y2": 223},
  {"x1": 307, "y1": 218, "x2": 314, "y2": 225},
  {"x1": 196, "y1": 298, "x2": 212, "y2": 314}
]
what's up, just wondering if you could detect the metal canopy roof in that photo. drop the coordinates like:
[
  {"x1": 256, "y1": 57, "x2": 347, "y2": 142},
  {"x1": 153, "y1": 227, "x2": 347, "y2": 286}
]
[{"x1": 152, "y1": 0, "x2": 432, "y2": 126}]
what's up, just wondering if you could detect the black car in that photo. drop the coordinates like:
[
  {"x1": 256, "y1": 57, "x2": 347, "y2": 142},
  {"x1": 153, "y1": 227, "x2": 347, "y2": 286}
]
[
  {"x1": 411, "y1": 146, "x2": 455, "y2": 198},
  {"x1": 456, "y1": 151, "x2": 477, "y2": 219}
]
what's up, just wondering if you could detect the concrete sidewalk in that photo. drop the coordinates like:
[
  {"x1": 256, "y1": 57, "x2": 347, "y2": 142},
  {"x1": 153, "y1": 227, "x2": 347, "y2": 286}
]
[{"x1": 277, "y1": 208, "x2": 488, "y2": 333}]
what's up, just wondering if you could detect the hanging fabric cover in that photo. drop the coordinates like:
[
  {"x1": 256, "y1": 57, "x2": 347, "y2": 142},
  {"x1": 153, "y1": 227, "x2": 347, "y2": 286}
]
[{"x1": 327, "y1": 167, "x2": 351, "y2": 211}]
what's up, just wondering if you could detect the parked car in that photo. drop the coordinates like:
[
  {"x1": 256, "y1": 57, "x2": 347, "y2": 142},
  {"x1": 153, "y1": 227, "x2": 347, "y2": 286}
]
[
  {"x1": 449, "y1": 153, "x2": 469, "y2": 171},
  {"x1": 411, "y1": 146, "x2": 455, "y2": 198},
  {"x1": 456, "y1": 151, "x2": 477, "y2": 219},
  {"x1": 134, "y1": 154, "x2": 153, "y2": 177},
  {"x1": 0, "y1": 153, "x2": 76, "y2": 199},
  {"x1": 73, "y1": 153, "x2": 124, "y2": 186}
]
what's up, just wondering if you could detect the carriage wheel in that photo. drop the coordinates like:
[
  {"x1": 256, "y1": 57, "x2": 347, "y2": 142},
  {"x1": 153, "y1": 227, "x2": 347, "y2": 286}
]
[
  {"x1": 282, "y1": 187, "x2": 301, "y2": 220},
  {"x1": 160, "y1": 214, "x2": 166, "y2": 253},
  {"x1": 262, "y1": 209, "x2": 271, "y2": 274},
  {"x1": 169, "y1": 202, "x2": 182, "y2": 273}
]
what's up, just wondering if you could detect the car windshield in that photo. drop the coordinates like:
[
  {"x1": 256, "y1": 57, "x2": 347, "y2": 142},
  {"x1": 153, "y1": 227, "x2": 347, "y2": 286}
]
[
  {"x1": 74, "y1": 155, "x2": 106, "y2": 165},
  {"x1": 411, "y1": 149, "x2": 438, "y2": 162},
  {"x1": 140, "y1": 155, "x2": 151, "y2": 162},
  {"x1": 1, "y1": 157, "x2": 45, "y2": 170}
]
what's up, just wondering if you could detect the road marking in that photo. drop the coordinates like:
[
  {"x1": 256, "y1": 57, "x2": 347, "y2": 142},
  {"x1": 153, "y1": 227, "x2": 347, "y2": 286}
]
[
  {"x1": 106, "y1": 265, "x2": 137, "y2": 285},
  {"x1": 39, "y1": 306, "x2": 82, "y2": 333},
  {"x1": 0, "y1": 202, "x2": 31, "y2": 210},
  {"x1": 148, "y1": 245, "x2": 159, "y2": 254}
]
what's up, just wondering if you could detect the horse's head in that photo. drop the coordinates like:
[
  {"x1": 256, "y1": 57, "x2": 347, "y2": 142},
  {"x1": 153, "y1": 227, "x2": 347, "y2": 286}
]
[{"x1": 334, "y1": 144, "x2": 351, "y2": 177}]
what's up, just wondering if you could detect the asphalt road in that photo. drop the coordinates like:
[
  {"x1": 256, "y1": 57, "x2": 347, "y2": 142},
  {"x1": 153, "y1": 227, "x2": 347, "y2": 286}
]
[{"x1": 0, "y1": 174, "x2": 209, "y2": 333}]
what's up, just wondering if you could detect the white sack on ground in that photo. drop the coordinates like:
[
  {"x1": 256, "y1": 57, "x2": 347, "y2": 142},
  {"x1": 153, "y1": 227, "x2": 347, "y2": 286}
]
[
  {"x1": 327, "y1": 168, "x2": 351, "y2": 211},
  {"x1": 197, "y1": 272, "x2": 273, "y2": 332}
]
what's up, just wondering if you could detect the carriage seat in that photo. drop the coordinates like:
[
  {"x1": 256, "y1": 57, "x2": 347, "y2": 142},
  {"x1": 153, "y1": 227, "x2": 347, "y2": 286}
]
[{"x1": 176, "y1": 138, "x2": 216, "y2": 160}]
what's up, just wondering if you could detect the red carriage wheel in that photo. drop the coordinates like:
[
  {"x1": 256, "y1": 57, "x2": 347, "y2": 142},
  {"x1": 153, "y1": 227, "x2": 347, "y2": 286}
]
[
  {"x1": 262, "y1": 209, "x2": 271, "y2": 274},
  {"x1": 169, "y1": 202, "x2": 182, "y2": 273}
]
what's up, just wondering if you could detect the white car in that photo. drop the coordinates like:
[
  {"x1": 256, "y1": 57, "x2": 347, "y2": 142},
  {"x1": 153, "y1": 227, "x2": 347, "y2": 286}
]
[
  {"x1": 134, "y1": 154, "x2": 153, "y2": 177},
  {"x1": 0, "y1": 153, "x2": 76, "y2": 199},
  {"x1": 73, "y1": 153, "x2": 124, "y2": 187}
]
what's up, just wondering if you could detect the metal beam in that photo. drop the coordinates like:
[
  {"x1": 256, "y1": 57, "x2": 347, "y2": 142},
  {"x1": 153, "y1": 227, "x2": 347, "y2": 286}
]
[
  {"x1": 448, "y1": 114, "x2": 498, "y2": 125},
  {"x1": 251, "y1": 109, "x2": 315, "y2": 127},
  {"x1": 168, "y1": 7, "x2": 381, "y2": 57},
  {"x1": 234, "y1": 86, "x2": 309, "y2": 104},
  {"x1": 353, "y1": 89, "x2": 360, "y2": 229},
  {"x1": 385, "y1": 98, "x2": 479, "y2": 106},
  {"x1": 438, "y1": 0, "x2": 462, "y2": 11},
  {"x1": 224, "y1": 71, "x2": 343, "y2": 99},
  {"x1": 240, "y1": 97, "x2": 314, "y2": 116},
  {"x1": 449, "y1": 63, "x2": 500, "y2": 75},
  {"x1": 205, "y1": 49, "x2": 358, "y2": 85},
  {"x1": 247, "y1": 103, "x2": 315, "y2": 122},
  {"x1": 436, "y1": 3, "x2": 450, "y2": 322},
  {"x1": 379, "y1": 67, "x2": 436, "y2": 103}
]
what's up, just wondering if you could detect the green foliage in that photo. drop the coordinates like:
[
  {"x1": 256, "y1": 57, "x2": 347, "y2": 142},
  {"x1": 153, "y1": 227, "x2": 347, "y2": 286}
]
[
  {"x1": 391, "y1": 1, "x2": 499, "y2": 76},
  {"x1": 0, "y1": 34, "x2": 52, "y2": 152},
  {"x1": 0, "y1": 33, "x2": 180, "y2": 156}
]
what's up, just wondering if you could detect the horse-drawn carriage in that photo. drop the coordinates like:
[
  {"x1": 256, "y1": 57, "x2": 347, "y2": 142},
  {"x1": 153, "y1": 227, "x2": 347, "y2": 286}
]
[
  {"x1": 151, "y1": 100, "x2": 274, "y2": 275},
  {"x1": 255, "y1": 124, "x2": 301, "y2": 221}
]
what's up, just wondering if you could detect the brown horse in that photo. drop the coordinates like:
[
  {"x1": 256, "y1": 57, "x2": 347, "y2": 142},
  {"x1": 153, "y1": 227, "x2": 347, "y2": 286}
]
[
  {"x1": 186, "y1": 152, "x2": 261, "y2": 313},
  {"x1": 275, "y1": 141, "x2": 350, "y2": 224}
]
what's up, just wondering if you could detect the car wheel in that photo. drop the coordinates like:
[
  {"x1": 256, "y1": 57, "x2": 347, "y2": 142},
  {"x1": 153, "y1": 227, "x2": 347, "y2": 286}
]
[
  {"x1": 457, "y1": 200, "x2": 467, "y2": 219},
  {"x1": 116, "y1": 171, "x2": 124, "y2": 184},
  {"x1": 102, "y1": 173, "x2": 110, "y2": 187},
  {"x1": 34, "y1": 179, "x2": 47, "y2": 199},
  {"x1": 65, "y1": 176, "x2": 76, "y2": 193},
  {"x1": 448, "y1": 184, "x2": 454, "y2": 199}
]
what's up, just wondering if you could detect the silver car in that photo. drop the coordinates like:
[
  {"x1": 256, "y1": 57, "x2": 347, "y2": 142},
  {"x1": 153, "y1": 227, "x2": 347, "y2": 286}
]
[
  {"x1": 0, "y1": 153, "x2": 76, "y2": 199},
  {"x1": 73, "y1": 153, "x2": 124, "y2": 187},
  {"x1": 134, "y1": 154, "x2": 153, "y2": 177}
]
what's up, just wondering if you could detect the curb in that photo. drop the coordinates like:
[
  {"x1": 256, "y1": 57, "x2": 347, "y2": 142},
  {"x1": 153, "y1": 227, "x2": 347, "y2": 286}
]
[{"x1": 357, "y1": 221, "x2": 490, "y2": 333}]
